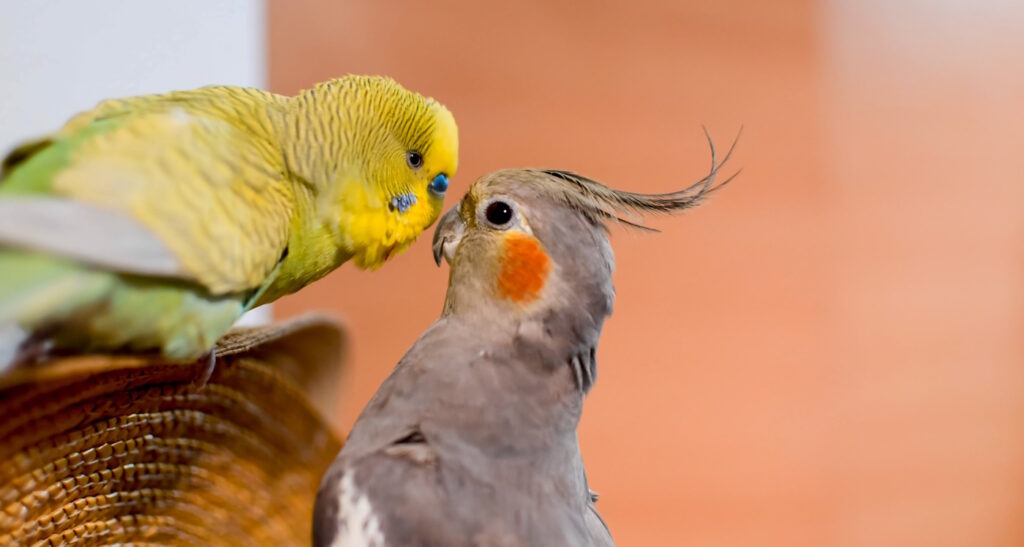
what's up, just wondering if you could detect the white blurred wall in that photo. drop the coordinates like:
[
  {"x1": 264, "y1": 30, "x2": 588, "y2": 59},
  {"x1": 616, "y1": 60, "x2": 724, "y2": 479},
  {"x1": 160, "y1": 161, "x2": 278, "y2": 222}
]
[{"x1": 0, "y1": 0, "x2": 272, "y2": 325}]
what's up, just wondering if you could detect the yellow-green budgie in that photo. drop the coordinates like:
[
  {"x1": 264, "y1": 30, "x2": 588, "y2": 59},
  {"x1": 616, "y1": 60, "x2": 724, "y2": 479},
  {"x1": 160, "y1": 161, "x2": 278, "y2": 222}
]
[{"x1": 0, "y1": 75, "x2": 458, "y2": 368}]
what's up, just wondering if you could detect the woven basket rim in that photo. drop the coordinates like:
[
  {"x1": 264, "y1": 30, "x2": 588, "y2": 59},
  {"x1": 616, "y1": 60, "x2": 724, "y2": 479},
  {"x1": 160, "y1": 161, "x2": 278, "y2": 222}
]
[{"x1": 0, "y1": 312, "x2": 348, "y2": 392}]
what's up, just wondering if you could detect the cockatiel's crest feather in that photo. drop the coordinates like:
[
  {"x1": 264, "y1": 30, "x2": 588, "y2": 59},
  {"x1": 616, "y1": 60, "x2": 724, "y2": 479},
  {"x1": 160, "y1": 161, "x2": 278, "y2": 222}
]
[{"x1": 540, "y1": 127, "x2": 741, "y2": 231}]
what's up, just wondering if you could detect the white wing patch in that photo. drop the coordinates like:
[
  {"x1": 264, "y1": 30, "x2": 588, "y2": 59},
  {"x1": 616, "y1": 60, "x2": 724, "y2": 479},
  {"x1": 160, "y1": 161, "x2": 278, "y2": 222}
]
[
  {"x1": 331, "y1": 469, "x2": 386, "y2": 547},
  {"x1": 0, "y1": 198, "x2": 190, "y2": 279}
]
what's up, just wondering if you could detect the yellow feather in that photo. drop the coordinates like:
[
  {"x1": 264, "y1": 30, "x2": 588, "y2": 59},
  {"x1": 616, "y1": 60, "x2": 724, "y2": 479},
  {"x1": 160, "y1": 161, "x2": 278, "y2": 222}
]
[
  {"x1": 274, "y1": 76, "x2": 459, "y2": 274},
  {"x1": 47, "y1": 75, "x2": 458, "y2": 296},
  {"x1": 0, "y1": 75, "x2": 459, "y2": 359}
]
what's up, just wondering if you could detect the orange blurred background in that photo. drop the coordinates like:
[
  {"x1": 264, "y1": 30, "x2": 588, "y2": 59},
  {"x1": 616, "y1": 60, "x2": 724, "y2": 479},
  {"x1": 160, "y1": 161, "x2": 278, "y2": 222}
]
[{"x1": 269, "y1": 1, "x2": 1024, "y2": 545}]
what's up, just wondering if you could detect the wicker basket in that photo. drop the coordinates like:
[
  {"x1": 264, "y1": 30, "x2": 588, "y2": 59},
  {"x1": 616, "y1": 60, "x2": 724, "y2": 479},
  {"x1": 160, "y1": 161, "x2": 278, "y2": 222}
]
[{"x1": 0, "y1": 314, "x2": 346, "y2": 546}]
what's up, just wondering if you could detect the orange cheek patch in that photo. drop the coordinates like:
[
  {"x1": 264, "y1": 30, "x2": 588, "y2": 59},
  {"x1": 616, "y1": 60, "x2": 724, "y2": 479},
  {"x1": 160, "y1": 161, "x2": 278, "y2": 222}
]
[{"x1": 497, "y1": 234, "x2": 551, "y2": 303}]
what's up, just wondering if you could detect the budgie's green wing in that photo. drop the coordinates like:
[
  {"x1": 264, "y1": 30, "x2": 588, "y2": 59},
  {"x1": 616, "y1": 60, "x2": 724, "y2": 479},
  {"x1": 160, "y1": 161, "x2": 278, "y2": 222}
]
[
  {"x1": 0, "y1": 107, "x2": 294, "y2": 297},
  {"x1": 1, "y1": 137, "x2": 53, "y2": 177}
]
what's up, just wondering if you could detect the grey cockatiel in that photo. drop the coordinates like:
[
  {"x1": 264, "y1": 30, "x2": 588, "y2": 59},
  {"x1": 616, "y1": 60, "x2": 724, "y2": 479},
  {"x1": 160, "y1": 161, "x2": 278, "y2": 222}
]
[{"x1": 313, "y1": 141, "x2": 734, "y2": 546}]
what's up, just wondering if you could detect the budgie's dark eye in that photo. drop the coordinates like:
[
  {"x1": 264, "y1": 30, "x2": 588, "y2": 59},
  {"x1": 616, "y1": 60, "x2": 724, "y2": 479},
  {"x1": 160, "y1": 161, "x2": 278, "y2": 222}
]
[
  {"x1": 406, "y1": 151, "x2": 424, "y2": 169},
  {"x1": 485, "y1": 201, "x2": 514, "y2": 227}
]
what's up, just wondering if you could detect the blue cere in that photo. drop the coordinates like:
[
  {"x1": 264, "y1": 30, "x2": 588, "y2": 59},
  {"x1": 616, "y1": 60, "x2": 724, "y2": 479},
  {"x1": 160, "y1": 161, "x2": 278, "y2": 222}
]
[
  {"x1": 390, "y1": 193, "x2": 418, "y2": 214},
  {"x1": 430, "y1": 173, "x2": 450, "y2": 196}
]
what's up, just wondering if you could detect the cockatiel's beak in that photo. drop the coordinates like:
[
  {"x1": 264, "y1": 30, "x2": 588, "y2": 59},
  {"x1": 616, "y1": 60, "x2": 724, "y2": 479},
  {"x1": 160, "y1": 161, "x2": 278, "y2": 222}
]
[{"x1": 432, "y1": 206, "x2": 465, "y2": 266}]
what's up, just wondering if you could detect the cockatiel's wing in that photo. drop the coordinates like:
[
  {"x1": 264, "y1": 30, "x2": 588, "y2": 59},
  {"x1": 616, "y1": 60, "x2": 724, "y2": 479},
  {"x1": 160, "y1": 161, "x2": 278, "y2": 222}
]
[
  {"x1": 314, "y1": 454, "x2": 413, "y2": 547},
  {"x1": 314, "y1": 442, "x2": 548, "y2": 547},
  {"x1": 315, "y1": 457, "x2": 615, "y2": 547},
  {"x1": 0, "y1": 97, "x2": 293, "y2": 296}
]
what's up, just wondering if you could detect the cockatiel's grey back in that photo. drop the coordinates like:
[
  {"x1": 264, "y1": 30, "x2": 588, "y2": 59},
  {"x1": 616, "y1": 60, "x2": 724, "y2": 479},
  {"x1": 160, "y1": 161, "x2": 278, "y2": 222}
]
[{"x1": 313, "y1": 139, "x2": 734, "y2": 546}]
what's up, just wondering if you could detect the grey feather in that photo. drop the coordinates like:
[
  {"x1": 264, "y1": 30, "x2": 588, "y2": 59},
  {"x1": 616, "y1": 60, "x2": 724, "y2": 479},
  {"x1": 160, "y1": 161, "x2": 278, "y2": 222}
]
[
  {"x1": 315, "y1": 169, "x2": 629, "y2": 546},
  {"x1": 542, "y1": 126, "x2": 741, "y2": 230},
  {"x1": 0, "y1": 198, "x2": 190, "y2": 278},
  {"x1": 315, "y1": 317, "x2": 611, "y2": 547}
]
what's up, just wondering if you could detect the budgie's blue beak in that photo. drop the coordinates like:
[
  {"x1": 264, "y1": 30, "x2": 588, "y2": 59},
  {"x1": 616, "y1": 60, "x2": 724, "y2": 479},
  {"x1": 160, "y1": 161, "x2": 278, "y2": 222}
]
[{"x1": 429, "y1": 173, "x2": 450, "y2": 196}]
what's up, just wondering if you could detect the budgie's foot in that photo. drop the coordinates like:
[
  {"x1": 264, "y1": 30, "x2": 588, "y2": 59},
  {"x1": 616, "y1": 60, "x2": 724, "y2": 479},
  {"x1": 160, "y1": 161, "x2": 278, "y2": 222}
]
[
  {"x1": 17, "y1": 338, "x2": 53, "y2": 364},
  {"x1": 0, "y1": 326, "x2": 29, "y2": 371},
  {"x1": 193, "y1": 350, "x2": 217, "y2": 390},
  {"x1": 1, "y1": 327, "x2": 53, "y2": 372}
]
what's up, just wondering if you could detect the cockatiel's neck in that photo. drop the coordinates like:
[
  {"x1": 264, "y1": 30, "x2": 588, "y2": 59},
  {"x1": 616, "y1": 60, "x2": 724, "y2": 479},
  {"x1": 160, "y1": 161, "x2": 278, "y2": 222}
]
[
  {"x1": 440, "y1": 222, "x2": 616, "y2": 393},
  {"x1": 346, "y1": 314, "x2": 588, "y2": 464}
]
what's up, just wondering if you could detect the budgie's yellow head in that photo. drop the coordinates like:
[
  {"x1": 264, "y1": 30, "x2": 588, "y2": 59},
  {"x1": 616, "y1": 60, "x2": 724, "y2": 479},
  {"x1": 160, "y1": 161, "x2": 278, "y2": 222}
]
[{"x1": 294, "y1": 76, "x2": 459, "y2": 269}]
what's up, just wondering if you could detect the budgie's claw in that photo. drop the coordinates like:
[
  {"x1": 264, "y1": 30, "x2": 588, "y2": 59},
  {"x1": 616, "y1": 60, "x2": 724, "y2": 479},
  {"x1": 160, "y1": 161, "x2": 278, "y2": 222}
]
[
  {"x1": 193, "y1": 351, "x2": 216, "y2": 390},
  {"x1": 2, "y1": 327, "x2": 52, "y2": 371}
]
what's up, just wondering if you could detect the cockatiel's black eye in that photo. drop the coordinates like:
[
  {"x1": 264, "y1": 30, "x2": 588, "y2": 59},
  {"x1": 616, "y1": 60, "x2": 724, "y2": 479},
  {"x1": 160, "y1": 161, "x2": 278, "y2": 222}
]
[
  {"x1": 485, "y1": 201, "x2": 514, "y2": 226},
  {"x1": 406, "y1": 151, "x2": 424, "y2": 169}
]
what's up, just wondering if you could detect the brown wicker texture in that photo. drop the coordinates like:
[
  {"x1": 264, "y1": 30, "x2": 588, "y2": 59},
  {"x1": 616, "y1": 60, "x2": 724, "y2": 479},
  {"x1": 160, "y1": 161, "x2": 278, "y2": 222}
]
[{"x1": 0, "y1": 315, "x2": 347, "y2": 546}]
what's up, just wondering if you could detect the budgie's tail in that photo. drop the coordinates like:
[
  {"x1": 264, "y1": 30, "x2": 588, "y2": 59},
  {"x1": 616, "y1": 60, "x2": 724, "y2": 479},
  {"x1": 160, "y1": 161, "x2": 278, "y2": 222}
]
[{"x1": 0, "y1": 250, "x2": 113, "y2": 367}]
